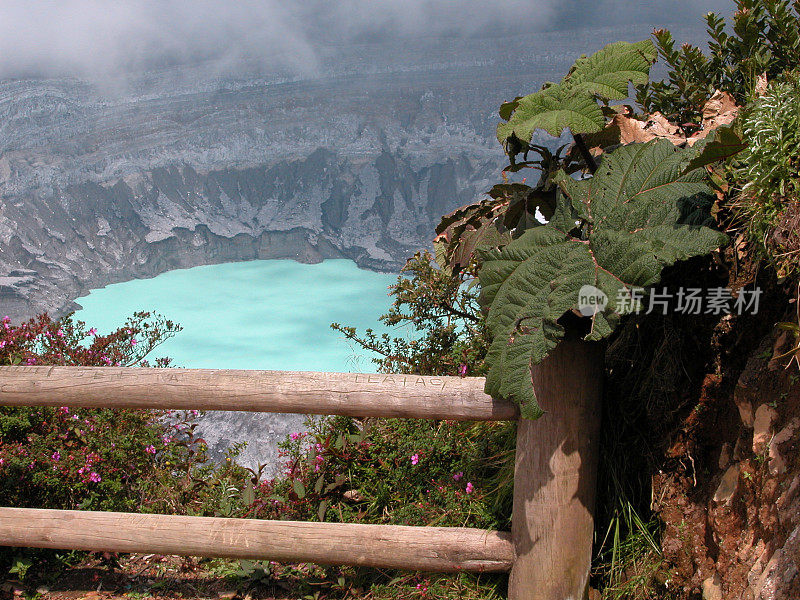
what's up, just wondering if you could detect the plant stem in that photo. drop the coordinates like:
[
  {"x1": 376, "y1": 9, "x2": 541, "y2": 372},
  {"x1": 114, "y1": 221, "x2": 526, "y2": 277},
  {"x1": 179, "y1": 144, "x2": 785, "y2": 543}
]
[{"x1": 573, "y1": 133, "x2": 598, "y2": 174}]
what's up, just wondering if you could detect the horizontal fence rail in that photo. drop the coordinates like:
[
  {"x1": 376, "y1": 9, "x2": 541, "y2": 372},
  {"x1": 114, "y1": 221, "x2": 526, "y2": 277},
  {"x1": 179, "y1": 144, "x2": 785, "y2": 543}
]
[
  {"x1": 0, "y1": 508, "x2": 515, "y2": 573},
  {"x1": 0, "y1": 366, "x2": 518, "y2": 421}
]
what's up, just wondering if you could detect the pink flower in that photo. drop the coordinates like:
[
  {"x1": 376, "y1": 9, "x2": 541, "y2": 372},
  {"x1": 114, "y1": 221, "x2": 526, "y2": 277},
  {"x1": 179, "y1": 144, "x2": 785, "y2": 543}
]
[
  {"x1": 56, "y1": 329, "x2": 64, "y2": 338},
  {"x1": 52, "y1": 451, "x2": 60, "y2": 461},
  {"x1": 130, "y1": 338, "x2": 137, "y2": 346},
  {"x1": 145, "y1": 445, "x2": 156, "y2": 454},
  {"x1": 88, "y1": 472, "x2": 101, "y2": 483},
  {"x1": 88, "y1": 328, "x2": 98, "y2": 336},
  {"x1": 411, "y1": 453, "x2": 419, "y2": 466},
  {"x1": 0, "y1": 341, "x2": 5, "y2": 349},
  {"x1": 458, "y1": 364, "x2": 468, "y2": 377},
  {"x1": 465, "y1": 482, "x2": 474, "y2": 494},
  {"x1": 290, "y1": 432, "x2": 301, "y2": 441},
  {"x1": 453, "y1": 471, "x2": 463, "y2": 481}
]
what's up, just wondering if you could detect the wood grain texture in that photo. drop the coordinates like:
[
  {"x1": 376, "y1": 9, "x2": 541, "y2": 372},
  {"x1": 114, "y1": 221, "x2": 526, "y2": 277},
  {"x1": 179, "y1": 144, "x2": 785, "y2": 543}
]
[
  {"x1": 0, "y1": 508, "x2": 514, "y2": 573},
  {"x1": 0, "y1": 367, "x2": 518, "y2": 421},
  {"x1": 508, "y1": 339, "x2": 604, "y2": 600}
]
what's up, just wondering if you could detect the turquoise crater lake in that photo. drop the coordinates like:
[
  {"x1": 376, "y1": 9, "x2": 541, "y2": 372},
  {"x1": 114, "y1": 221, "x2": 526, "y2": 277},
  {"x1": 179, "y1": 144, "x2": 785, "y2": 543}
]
[{"x1": 74, "y1": 259, "x2": 400, "y2": 373}]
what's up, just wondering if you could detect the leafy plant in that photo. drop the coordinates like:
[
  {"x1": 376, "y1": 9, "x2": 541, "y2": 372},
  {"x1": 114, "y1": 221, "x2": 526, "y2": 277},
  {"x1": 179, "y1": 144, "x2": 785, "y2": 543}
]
[
  {"x1": 736, "y1": 75, "x2": 800, "y2": 272},
  {"x1": 436, "y1": 40, "x2": 659, "y2": 279},
  {"x1": 498, "y1": 40, "x2": 657, "y2": 164},
  {"x1": 8, "y1": 556, "x2": 33, "y2": 581},
  {"x1": 434, "y1": 174, "x2": 562, "y2": 277},
  {"x1": 637, "y1": 0, "x2": 800, "y2": 126},
  {"x1": 235, "y1": 559, "x2": 272, "y2": 588},
  {"x1": 332, "y1": 251, "x2": 489, "y2": 377},
  {"x1": 478, "y1": 140, "x2": 727, "y2": 417}
]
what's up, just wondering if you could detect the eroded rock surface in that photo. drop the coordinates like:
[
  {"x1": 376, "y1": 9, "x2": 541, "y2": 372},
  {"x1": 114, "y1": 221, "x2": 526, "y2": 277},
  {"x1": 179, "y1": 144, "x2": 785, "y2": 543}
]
[
  {"x1": 656, "y1": 333, "x2": 800, "y2": 599},
  {"x1": 0, "y1": 31, "x2": 607, "y2": 322}
]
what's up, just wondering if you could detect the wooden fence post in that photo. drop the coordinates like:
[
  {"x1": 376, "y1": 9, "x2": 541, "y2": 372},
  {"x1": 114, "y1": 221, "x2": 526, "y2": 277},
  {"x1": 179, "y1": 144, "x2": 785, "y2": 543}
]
[{"x1": 508, "y1": 337, "x2": 604, "y2": 600}]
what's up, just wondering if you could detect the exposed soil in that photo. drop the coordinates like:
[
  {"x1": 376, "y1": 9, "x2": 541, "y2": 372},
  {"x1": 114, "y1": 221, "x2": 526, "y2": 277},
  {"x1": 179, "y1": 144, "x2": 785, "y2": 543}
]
[
  {"x1": 654, "y1": 338, "x2": 800, "y2": 599},
  {"x1": 622, "y1": 245, "x2": 800, "y2": 599},
  {"x1": 2, "y1": 555, "x2": 292, "y2": 600}
]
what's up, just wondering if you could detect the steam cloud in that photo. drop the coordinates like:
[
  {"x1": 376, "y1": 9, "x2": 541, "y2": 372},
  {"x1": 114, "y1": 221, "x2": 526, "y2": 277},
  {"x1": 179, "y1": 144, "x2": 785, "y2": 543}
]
[{"x1": 0, "y1": 1, "x2": 733, "y2": 79}]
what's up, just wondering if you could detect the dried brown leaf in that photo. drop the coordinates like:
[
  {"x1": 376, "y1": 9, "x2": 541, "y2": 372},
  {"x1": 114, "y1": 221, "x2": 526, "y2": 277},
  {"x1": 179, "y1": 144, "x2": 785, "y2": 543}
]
[
  {"x1": 688, "y1": 90, "x2": 740, "y2": 145},
  {"x1": 612, "y1": 111, "x2": 685, "y2": 145},
  {"x1": 754, "y1": 72, "x2": 768, "y2": 98}
]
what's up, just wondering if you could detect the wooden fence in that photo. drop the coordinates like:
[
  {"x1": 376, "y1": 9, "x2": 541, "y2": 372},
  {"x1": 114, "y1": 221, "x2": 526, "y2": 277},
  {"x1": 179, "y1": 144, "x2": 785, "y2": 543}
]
[{"x1": 0, "y1": 338, "x2": 603, "y2": 600}]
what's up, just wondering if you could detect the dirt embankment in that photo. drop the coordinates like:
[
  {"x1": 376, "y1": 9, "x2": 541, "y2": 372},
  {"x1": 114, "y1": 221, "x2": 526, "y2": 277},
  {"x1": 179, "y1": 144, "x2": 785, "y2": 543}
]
[{"x1": 654, "y1": 322, "x2": 800, "y2": 599}]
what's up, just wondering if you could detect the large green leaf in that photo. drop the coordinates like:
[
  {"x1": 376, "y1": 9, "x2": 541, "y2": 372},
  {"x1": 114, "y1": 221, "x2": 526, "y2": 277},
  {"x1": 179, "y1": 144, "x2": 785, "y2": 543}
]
[
  {"x1": 497, "y1": 40, "x2": 656, "y2": 145},
  {"x1": 684, "y1": 124, "x2": 747, "y2": 172},
  {"x1": 564, "y1": 40, "x2": 658, "y2": 99},
  {"x1": 478, "y1": 140, "x2": 728, "y2": 418},
  {"x1": 497, "y1": 85, "x2": 605, "y2": 139}
]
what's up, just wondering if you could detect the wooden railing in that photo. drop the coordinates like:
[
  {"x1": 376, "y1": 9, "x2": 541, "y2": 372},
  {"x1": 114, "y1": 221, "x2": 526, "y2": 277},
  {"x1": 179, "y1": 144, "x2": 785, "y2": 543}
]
[{"x1": 0, "y1": 339, "x2": 603, "y2": 600}]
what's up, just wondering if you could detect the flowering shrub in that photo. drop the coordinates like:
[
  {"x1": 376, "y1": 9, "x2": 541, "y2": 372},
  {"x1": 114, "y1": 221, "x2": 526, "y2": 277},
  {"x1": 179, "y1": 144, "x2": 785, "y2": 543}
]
[
  {"x1": 320, "y1": 254, "x2": 513, "y2": 598},
  {"x1": 251, "y1": 415, "x2": 512, "y2": 537},
  {"x1": 0, "y1": 311, "x2": 179, "y2": 368},
  {"x1": 227, "y1": 415, "x2": 512, "y2": 598},
  {"x1": 1, "y1": 311, "x2": 509, "y2": 598},
  {"x1": 0, "y1": 312, "x2": 249, "y2": 515}
]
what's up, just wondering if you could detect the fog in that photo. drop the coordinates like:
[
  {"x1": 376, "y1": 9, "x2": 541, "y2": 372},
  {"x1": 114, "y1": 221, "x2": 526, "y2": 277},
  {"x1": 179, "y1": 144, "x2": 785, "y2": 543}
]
[{"x1": 0, "y1": 1, "x2": 734, "y2": 78}]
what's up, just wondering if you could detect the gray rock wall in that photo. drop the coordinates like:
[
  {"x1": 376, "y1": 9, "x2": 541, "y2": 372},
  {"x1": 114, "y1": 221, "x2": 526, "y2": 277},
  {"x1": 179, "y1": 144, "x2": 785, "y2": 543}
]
[{"x1": 0, "y1": 29, "x2": 615, "y2": 321}]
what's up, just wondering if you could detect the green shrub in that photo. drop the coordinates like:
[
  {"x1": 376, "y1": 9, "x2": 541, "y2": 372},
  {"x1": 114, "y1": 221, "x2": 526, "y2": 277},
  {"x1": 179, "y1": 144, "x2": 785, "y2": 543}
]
[
  {"x1": 332, "y1": 251, "x2": 489, "y2": 377},
  {"x1": 637, "y1": 0, "x2": 800, "y2": 126},
  {"x1": 737, "y1": 75, "x2": 800, "y2": 272},
  {"x1": 252, "y1": 416, "x2": 513, "y2": 530},
  {"x1": 0, "y1": 313, "x2": 250, "y2": 521}
]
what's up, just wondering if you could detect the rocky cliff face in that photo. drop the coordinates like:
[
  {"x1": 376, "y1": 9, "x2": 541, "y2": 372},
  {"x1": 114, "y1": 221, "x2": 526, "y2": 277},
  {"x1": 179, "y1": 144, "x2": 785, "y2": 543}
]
[
  {"x1": 0, "y1": 28, "x2": 641, "y2": 322},
  {"x1": 0, "y1": 145, "x2": 499, "y2": 320},
  {"x1": 652, "y1": 331, "x2": 800, "y2": 600}
]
